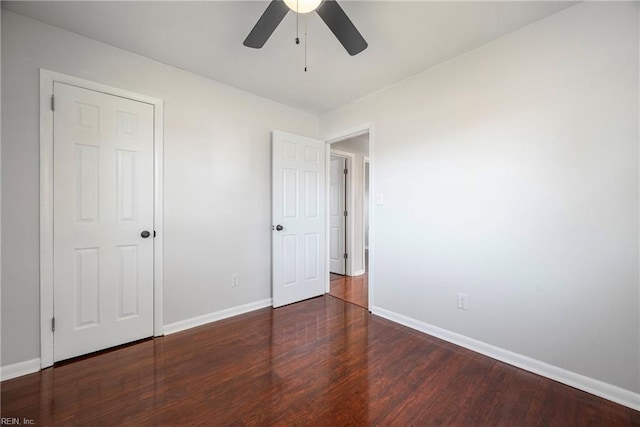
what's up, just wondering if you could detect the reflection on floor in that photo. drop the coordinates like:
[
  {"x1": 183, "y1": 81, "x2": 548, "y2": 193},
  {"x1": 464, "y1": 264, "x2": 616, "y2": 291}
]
[{"x1": 328, "y1": 272, "x2": 368, "y2": 309}]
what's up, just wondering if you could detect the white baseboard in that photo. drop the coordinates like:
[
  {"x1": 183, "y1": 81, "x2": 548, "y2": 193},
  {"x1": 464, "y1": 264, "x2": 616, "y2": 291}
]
[
  {"x1": 1, "y1": 358, "x2": 41, "y2": 382},
  {"x1": 163, "y1": 298, "x2": 272, "y2": 335},
  {"x1": 372, "y1": 306, "x2": 640, "y2": 411},
  {"x1": 351, "y1": 269, "x2": 366, "y2": 276}
]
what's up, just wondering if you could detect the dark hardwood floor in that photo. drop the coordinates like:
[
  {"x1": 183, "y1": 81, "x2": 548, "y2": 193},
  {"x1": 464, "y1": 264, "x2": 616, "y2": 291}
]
[
  {"x1": 1, "y1": 296, "x2": 637, "y2": 426},
  {"x1": 329, "y1": 273, "x2": 368, "y2": 309}
]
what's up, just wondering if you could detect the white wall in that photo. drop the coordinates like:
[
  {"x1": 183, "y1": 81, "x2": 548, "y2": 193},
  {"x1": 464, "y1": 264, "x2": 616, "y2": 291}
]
[
  {"x1": 1, "y1": 11, "x2": 318, "y2": 366},
  {"x1": 320, "y1": 1, "x2": 639, "y2": 395}
]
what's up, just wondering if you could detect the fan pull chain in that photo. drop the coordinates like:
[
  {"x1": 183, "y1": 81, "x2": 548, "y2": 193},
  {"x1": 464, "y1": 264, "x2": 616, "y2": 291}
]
[
  {"x1": 295, "y1": 0, "x2": 300, "y2": 45},
  {"x1": 304, "y1": 15, "x2": 308, "y2": 72}
]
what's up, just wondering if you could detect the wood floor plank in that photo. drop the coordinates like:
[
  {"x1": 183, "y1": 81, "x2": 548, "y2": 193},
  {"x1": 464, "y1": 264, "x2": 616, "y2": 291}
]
[
  {"x1": 1, "y1": 295, "x2": 636, "y2": 426},
  {"x1": 525, "y1": 377, "x2": 582, "y2": 426},
  {"x1": 411, "y1": 353, "x2": 497, "y2": 425},
  {"x1": 484, "y1": 369, "x2": 542, "y2": 426},
  {"x1": 378, "y1": 346, "x2": 476, "y2": 425},
  {"x1": 450, "y1": 360, "x2": 518, "y2": 425}
]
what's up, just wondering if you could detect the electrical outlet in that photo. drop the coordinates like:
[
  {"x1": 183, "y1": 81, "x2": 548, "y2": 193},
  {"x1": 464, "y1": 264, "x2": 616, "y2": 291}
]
[
  {"x1": 457, "y1": 293, "x2": 469, "y2": 310},
  {"x1": 231, "y1": 274, "x2": 239, "y2": 288}
]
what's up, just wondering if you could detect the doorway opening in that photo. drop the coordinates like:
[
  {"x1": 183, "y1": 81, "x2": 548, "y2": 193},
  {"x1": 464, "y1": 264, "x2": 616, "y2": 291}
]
[{"x1": 326, "y1": 131, "x2": 371, "y2": 309}]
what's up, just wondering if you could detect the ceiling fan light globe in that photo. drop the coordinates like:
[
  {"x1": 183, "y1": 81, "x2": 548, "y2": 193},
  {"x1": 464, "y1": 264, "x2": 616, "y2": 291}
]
[{"x1": 283, "y1": 0, "x2": 322, "y2": 14}]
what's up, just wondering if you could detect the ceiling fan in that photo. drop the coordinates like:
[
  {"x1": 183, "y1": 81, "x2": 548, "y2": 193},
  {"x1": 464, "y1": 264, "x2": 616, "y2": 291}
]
[{"x1": 243, "y1": 0, "x2": 368, "y2": 56}]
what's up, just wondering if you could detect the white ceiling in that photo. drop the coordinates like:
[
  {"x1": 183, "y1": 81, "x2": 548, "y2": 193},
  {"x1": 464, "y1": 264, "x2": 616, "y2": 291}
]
[{"x1": 3, "y1": 1, "x2": 576, "y2": 114}]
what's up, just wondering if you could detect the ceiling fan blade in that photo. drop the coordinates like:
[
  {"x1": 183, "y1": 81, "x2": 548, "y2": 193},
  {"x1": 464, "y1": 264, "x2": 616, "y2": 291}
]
[
  {"x1": 316, "y1": 0, "x2": 367, "y2": 56},
  {"x1": 243, "y1": 0, "x2": 290, "y2": 49}
]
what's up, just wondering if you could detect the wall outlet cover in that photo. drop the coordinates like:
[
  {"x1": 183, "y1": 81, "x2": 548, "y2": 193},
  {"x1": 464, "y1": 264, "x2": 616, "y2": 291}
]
[{"x1": 457, "y1": 293, "x2": 469, "y2": 310}]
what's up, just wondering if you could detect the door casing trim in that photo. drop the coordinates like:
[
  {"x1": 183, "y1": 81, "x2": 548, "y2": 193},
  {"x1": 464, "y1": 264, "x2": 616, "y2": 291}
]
[{"x1": 39, "y1": 69, "x2": 165, "y2": 368}]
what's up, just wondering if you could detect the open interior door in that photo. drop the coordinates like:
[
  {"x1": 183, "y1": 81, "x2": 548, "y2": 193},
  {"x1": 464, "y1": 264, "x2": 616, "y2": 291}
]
[
  {"x1": 329, "y1": 155, "x2": 347, "y2": 275},
  {"x1": 272, "y1": 131, "x2": 326, "y2": 308}
]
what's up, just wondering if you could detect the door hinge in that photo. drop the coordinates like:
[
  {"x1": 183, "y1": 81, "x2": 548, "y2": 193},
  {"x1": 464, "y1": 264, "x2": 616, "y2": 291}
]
[
  {"x1": 50, "y1": 95, "x2": 55, "y2": 111},
  {"x1": 344, "y1": 168, "x2": 348, "y2": 175},
  {"x1": 343, "y1": 253, "x2": 348, "y2": 260},
  {"x1": 344, "y1": 210, "x2": 348, "y2": 217},
  {"x1": 51, "y1": 317, "x2": 55, "y2": 332}
]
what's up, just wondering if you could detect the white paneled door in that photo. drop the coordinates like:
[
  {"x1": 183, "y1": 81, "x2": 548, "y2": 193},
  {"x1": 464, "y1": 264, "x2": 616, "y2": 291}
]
[
  {"x1": 272, "y1": 131, "x2": 326, "y2": 308},
  {"x1": 329, "y1": 155, "x2": 346, "y2": 275},
  {"x1": 53, "y1": 82, "x2": 154, "y2": 362}
]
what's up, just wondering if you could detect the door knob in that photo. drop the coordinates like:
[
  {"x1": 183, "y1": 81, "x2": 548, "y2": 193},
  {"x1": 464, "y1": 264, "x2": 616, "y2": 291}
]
[
  {"x1": 275, "y1": 225, "x2": 284, "y2": 231},
  {"x1": 141, "y1": 230, "x2": 151, "y2": 238}
]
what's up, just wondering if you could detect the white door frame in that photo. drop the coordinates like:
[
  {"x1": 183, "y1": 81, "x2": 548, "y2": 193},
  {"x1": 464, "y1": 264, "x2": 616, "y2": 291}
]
[
  {"x1": 329, "y1": 150, "x2": 354, "y2": 276},
  {"x1": 324, "y1": 123, "x2": 374, "y2": 310},
  {"x1": 363, "y1": 156, "x2": 370, "y2": 267},
  {"x1": 39, "y1": 69, "x2": 164, "y2": 368}
]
